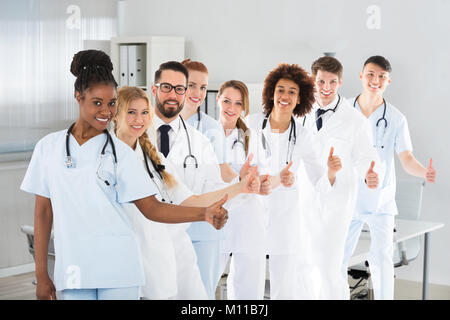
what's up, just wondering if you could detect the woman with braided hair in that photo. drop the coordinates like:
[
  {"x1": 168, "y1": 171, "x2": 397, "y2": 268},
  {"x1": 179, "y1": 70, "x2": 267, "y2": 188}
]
[
  {"x1": 113, "y1": 86, "x2": 260, "y2": 299},
  {"x1": 20, "y1": 50, "x2": 230, "y2": 300}
]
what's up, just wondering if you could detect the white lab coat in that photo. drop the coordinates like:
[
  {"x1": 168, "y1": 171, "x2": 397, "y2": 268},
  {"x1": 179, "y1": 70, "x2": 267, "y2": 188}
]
[
  {"x1": 149, "y1": 116, "x2": 225, "y2": 235},
  {"x1": 220, "y1": 126, "x2": 269, "y2": 300},
  {"x1": 247, "y1": 112, "x2": 331, "y2": 255},
  {"x1": 148, "y1": 115, "x2": 225, "y2": 299},
  {"x1": 221, "y1": 127, "x2": 268, "y2": 254},
  {"x1": 297, "y1": 98, "x2": 381, "y2": 299},
  {"x1": 246, "y1": 112, "x2": 332, "y2": 299},
  {"x1": 123, "y1": 142, "x2": 208, "y2": 300}
]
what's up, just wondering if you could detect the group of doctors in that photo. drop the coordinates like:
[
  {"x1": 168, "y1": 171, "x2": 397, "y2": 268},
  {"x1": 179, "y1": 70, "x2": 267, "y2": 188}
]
[{"x1": 21, "y1": 49, "x2": 437, "y2": 301}]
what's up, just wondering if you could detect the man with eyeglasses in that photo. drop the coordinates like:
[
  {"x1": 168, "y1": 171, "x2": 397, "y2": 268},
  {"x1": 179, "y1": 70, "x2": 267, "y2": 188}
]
[{"x1": 149, "y1": 61, "x2": 229, "y2": 299}]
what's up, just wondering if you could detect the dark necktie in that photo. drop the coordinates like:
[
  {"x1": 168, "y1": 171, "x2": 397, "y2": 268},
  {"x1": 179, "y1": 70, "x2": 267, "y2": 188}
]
[
  {"x1": 316, "y1": 109, "x2": 325, "y2": 131},
  {"x1": 159, "y1": 125, "x2": 171, "y2": 157}
]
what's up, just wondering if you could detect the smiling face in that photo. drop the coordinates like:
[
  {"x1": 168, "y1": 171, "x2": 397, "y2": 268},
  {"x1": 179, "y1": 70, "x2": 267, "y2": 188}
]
[
  {"x1": 76, "y1": 83, "x2": 117, "y2": 133},
  {"x1": 185, "y1": 70, "x2": 208, "y2": 112},
  {"x1": 116, "y1": 97, "x2": 151, "y2": 146},
  {"x1": 360, "y1": 62, "x2": 391, "y2": 95},
  {"x1": 273, "y1": 78, "x2": 300, "y2": 116},
  {"x1": 218, "y1": 87, "x2": 244, "y2": 127},
  {"x1": 314, "y1": 70, "x2": 342, "y2": 107},
  {"x1": 151, "y1": 69, "x2": 187, "y2": 121}
]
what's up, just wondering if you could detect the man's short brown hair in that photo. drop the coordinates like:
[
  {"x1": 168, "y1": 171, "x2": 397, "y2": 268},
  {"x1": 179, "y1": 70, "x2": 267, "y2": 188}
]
[{"x1": 311, "y1": 56, "x2": 343, "y2": 79}]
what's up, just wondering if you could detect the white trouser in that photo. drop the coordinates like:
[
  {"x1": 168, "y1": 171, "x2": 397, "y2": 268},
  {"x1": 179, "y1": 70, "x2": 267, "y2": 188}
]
[
  {"x1": 269, "y1": 254, "x2": 299, "y2": 300},
  {"x1": 172, "y1": 236, "x2": 207, "y2": 300},
  {"x1": 341, "y1": 213, "x2": 395, "y2": 300},
  {"x1": 192, "y1": 240, "x2": 223, "y2": 300},
  {"x1": 295, "y1": 263, "x2": 350, "y2": 300},
  {"x1": 221, "y1": 252, "x2": 266, "y2": 300}
]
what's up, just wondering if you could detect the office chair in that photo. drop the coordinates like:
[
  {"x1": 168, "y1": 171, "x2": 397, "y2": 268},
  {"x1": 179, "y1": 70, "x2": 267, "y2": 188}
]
[
  {"x1": 20, "y1": 225, "x2": 56, "y2": 283},
  {"x1": 347, "y1": 179, "x2": 425, "y2": 299},
  {"x1": 392, "y1": 179, "x2": 425, "y2": 267}
]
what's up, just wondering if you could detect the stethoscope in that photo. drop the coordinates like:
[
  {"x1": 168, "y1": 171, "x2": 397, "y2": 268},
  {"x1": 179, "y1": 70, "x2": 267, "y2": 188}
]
[
  {"x1": 196, "y1": 108, "x2": 201, "y2": 130},
  {"x1": 178, "y1": 115, "x2": 199, "y2": 169},
  {"x1": 261, "y1": 111, "x2": 296, "y2": 165},
  {"x1": 301, "y1": 94, "x2": 341, "y2": 127},
  {"x1": 231, "y1": 127, "x2": 245, "y2": 151},
  {"x1": 142, "y1": 146, "x2": 172, "y2": 203},
  {"x1": 353, "y1": 94, "x2": 387, "y2": 148},
  {"x1": 65, "y1": 122, "x2": 117, "y2": 186}
]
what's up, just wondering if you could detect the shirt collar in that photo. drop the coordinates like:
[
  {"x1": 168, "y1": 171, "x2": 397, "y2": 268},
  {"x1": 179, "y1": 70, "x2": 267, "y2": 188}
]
[
  {"x1": 265, "y1": 113, "x2": 293, "y2": 135},
  {"x1": 225, "y1": 127, "x2": 239, "y2": 141},
  {"x1": 154, "y1": 114, "x2": 181, "y2": 135},
  {"x1": 315, "y1": 94, "x2": 340, "y2": 111}
]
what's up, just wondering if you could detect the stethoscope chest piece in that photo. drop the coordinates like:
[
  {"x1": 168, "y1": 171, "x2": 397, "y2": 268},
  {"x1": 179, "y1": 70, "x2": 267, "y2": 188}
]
[
  {"x1": 65, "y1": 156, "x2": 76, "y2": 168},
  {"x1": 65, "y1": 122, "x2": 117, "y2": 186}
]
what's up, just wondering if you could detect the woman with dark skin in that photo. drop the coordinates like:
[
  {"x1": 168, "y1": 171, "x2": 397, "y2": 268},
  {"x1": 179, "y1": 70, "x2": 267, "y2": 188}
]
[
  {"x1": 20, "y1": 50, "x2": 228, "y2": 300},
  {"x1": 246, "y1": 63, "x2": 338, "y2": 299}
]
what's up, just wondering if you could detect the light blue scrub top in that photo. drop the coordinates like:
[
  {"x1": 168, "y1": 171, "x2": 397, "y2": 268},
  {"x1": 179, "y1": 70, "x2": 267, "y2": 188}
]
[
  {"x1": 20, "y1": 130, "x2": 157, "y2": 291},
  {"x1": 351, "y1": 98, "x2": 413, "y2": 215},
  {"x1": 186, "y1": 110, "x2": 226, "y2": 164}
]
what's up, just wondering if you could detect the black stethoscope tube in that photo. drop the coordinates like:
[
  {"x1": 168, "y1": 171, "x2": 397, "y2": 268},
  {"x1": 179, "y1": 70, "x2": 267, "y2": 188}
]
[
  {"x1": 261, "y1": 111, "x2": 296, "y2": 164},
  {"x1": 353, "y1": 94, "x2": 387, "y2": 148},
  {"x1": 65, "y1": 122, "x2": 117, "y2": 167},
  {"x1": 179, "y1": 115, "x2": 198, "y2": 168}
]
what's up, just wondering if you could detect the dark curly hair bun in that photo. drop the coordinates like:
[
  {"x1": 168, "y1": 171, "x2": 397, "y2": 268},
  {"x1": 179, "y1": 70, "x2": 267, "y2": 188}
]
[{"x1": 70, "y1": 49, "x2": 117, "y2": 94}]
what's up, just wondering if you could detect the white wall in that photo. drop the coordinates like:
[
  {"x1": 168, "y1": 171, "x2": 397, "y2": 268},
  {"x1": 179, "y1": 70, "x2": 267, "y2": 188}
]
[
  {"x1": 0, "y1": 0, "x2": 118, "y2": 273},
  {"x1": 119, "y1": 0, "x2": 450, "y2": 285}
]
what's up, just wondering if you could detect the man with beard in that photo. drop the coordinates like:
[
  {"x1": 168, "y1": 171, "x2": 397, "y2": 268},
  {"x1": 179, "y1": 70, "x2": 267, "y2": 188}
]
[{"x1": 149, "y1": 61, "x2": 230, "y2": 299}]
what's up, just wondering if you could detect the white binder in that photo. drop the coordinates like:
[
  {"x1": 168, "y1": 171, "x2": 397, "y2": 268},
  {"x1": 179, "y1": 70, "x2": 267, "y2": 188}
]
[
  {"x1": 135, "y1": 44, "x2": 146, "y2": 87},
  {"x1": 127, "y1": 45, "x2": 137, "y2": 86},
  {"x1": 119, "y1": 45, "x2": 128, "y2": 86}
]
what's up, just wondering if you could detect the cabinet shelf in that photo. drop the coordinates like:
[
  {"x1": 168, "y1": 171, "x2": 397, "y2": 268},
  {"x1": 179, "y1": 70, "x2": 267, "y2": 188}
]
[{"x1": 110, "y1": 36, "x2": 185, "y2": 94}]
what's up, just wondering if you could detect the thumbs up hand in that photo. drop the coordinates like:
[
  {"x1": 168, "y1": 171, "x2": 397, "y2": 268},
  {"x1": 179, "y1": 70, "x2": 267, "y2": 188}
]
[
  {"x1": 241, "y1": 165, "x2": 261, "y2": 194},
  {"x1": 425, "y1": 158, "x2": 436, "y2": 183},
  {"x1": 365, "y1": 161, "x2": 379, "y2": 189},
  {"x1": 280, "y1": 161, "x2": 295, "y2": 188},
  {"x1": 259, "y1": 174, "x2": 272, "y2": 195},
  {"x1": 205, "y1": 194, "x2": 229, "y2": 230},
  {"x1": 239, "y1": 153, "x2": 254, "y2": 181},
  {"x1": 327, "y1": 147, "x2": 342, "y2": 176}
]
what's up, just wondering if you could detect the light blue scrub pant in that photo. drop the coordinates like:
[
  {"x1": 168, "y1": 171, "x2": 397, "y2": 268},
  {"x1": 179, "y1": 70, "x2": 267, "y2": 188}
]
[
  {"x1": 192, "y1": 240, "x2": 223, "y2": 300},
  {"x1": 341, "y1": 213, "x2": 395, "y2": 300},
  {"x1": 61, "y1": 287, "x2": 139, "y2": 300}
]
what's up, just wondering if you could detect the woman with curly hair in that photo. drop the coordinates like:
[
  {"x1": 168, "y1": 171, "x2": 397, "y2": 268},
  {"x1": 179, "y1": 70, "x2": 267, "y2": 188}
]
[{"x1": 246, "y1": 63, "x2": 339, "y2": 299}]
